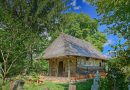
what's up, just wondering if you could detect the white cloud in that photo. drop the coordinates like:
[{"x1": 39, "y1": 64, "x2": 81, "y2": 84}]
[
  {"x1": 82, "y1": 0, "x2": 86, "y2": 3},
  {"x1": 71, "y1": 0, "x2": 76, "y2": 6},
  {"x1": 82, "y1": 0, "x2": 90, "y2": 5},
  {"x1": 104, "y1": 39, "x2": 114, "y2": 47},
  {"x1": 74, "y1": 6, "x2": 81, "y2": 10},
  {"x1": 70, "y1": 0, "x2": 81, "y2": 10}
]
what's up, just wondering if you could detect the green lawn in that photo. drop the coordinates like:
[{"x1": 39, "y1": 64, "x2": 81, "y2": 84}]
[
  {"x1": 0, "y1": 78, "x2": 92, "y2": 90},
  {"x1": 24, "y1": 80, "x2": 93, "y2": 90}
]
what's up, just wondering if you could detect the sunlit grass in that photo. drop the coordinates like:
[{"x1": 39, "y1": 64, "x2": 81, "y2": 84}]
[
  {"x1": 0, "y1": 78, "x2": 93, "y2": 90},
  {"x1": 24, "y1": 79, "x2": 92, "y2": 90}
]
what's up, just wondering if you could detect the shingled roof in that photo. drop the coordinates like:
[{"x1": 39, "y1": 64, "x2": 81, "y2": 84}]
[{"x1": 43, "y1": 33, "x2": 106, "y2": 60}]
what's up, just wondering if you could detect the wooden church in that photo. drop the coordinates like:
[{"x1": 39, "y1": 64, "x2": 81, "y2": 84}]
[{"x1": 43, "y1": 33, "x2": 107, "y2": 79}]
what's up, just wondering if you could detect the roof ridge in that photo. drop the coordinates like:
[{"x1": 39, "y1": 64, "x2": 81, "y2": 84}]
[
  {"x1": 43, "y1": 33, "x2": 107, "y2": 60},
  {"x1": 61, "y1": 33, "x2": 71, "y2": 55}
]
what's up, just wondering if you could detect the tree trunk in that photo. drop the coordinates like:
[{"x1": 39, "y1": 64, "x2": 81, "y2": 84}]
[{"x1": 2, "y1": 73, "x2": 6, "y2": 85}]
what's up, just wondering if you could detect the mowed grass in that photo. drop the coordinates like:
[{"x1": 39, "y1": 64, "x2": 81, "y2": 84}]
[
  {"x1": 0, "y1": 79, "x2": 92, "y2": 90},
  {"x1": 24, "y1": 79, "x2": 93, "y2": 90},
  {"x1": 24, "y1": 81, "x2": 68, "y2": 90}
]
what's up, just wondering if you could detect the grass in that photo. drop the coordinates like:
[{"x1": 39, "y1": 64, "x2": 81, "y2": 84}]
[
  {"x1": 0, "y1": 79, "x2": 10, "y2": 90},
  {"x1": 24, "y1": 79, "x2": 93, "y2": 90},
  {"x1": 76, "y1": 80, "x2": 93, "y2": 90},
  {"x1": 24, "y1": 81, "x2": 68, "y2": 90},
  {"x1": 0, "y1": 78, "x2": 93, "y2": 90}
]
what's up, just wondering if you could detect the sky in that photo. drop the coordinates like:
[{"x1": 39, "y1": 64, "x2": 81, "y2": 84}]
[{"x1": 70, "y1": 0, "x2": 123, "y2": 57}]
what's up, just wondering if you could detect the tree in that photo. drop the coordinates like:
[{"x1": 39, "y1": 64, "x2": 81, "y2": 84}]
[
  {"x1": 86, "y1": 0, "x2": 130, "y2": 57},
  {"x1": 0, "y1": 0, "x2": 70, "y2": 85},
  {"x1": 0, "y1": 28, "x2": 27, "y2": 84},
  {"x1": 61, "y1": 13, "x2": 106, "y2": 51},
  {"x1": 0, "y1": 0, "x2": 69, "y2": 32},
  {"x1": 86, "y1": 0, "x2": 130, "y2": 89},
  {"x1": 0, "y1": 0, "x2": 70, "y2": 63}
]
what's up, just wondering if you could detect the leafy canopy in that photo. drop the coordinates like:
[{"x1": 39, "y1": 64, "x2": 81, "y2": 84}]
[
  {"x1": 62, "y1": 13, "x2": 106, "y2": 51},
  {"x1": 87, "y1": 0, "x2": 130, "y2": 57},
  {"x1": 0, "y1": 0, "x2": 70, "y2": 82}
]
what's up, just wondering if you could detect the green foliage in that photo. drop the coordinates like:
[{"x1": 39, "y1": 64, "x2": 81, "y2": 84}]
[
  {"x1": 86, "y1": 1, "x2": 130, "y2": 88},
  {"x1": 76, "y1": 79, "x2": 93, "y2": 90},
  {"x1": 28, "y1": 60, "x2": 48, "y2": 74},
  {"x1": 61, "y1": 13, "x2": 106, "y2": 51},
  {"x1": 0, "y1": 0, "x2": 69, "y2": 33},
  {"x1": 87, "y1": 0, "x2": 130, "y2": 57},
  {"x1": 87, "y1": 0, "x2": 130, "y2": 36},
  {"x1": 106, "y1": 59, "x2": 128, "y2": 90},
  {"x1": 0, "y1": 78, "x2": 10, "y2": 90},
  {"x1": 0, "y1": 0, "x2": 70, "y2": 84},
  {"x1": 24, "y1": 79, "x2": 93, "y2": 90},
  {"x1": 100, "y1": 78, "x2": 109, "y2": 90}
]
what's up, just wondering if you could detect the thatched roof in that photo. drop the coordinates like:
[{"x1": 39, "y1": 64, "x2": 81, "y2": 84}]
[{"x1": 43, "y1": 33, "x2": 106, "y2": 60}]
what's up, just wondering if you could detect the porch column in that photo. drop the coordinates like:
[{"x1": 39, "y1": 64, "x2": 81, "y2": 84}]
[
  {"x1": 49, "y1": 60, "x2": 51, "y2": 76},
  {"x1": 76, "y1": 57, "x2": 77, "y2": 74},
  {"x1": 68, "y1": 58, "x2": 71, "y2": 82},
  {"x1": 56, "y1": 59, "x2": 58, "y2": 77}
]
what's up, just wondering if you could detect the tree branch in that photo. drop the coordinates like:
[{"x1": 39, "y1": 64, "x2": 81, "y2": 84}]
[
  {"x1": 0, "y1": 50, "x2": 7, "y2": 73},
  {"x1": 0, "y1": 50, "x2": 5, "y2": 62},
  {"x1": 6, "y1": 58, "x2": 17, "y2": 74}
]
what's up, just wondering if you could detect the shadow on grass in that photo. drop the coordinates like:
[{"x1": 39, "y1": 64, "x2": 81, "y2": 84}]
[
  {"x1": 57, "y1": 79, "x2": 93, "y2": 90},
  {"x1": 57, "y1": 83, "x2": 69, "y2": 90}
]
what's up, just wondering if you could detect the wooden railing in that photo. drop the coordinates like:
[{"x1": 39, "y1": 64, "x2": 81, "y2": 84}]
[{"x1": 77, "y1": 66, "x2": 104, "y2": 75}]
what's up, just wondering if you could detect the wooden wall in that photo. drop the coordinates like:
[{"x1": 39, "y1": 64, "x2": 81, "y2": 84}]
[
  {"x1": 77, "y1": 57, "x2": 105, "y2": 67},
  {"x1": 49, "y1": 56, "x2": 106, "y2": 77}
]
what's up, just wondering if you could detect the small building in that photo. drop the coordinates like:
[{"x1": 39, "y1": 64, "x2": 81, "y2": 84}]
[{"x1": 43, "y1": 33, "x2": 107, "y2": 79}]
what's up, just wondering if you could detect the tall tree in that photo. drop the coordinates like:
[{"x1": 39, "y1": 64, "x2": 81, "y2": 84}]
[
  {"x1": 0, "y1": 0, "x2": 69, "y2": 32},
  {"x1": 86, "y1": 0, "x2": 130, "y2": 89},
  {"x1": 61, "y1": 13, "x2": 106, "y2": 51},
  {"x1": 87, "y1": 0, "x2": 130, "y2": 58},
  {"x1": 0, "y1": 0, "x2": 70, "y2": 85}
]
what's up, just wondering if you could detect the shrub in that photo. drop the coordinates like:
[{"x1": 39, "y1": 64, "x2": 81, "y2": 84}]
[{"x1": 100, "y1": 59, "x2": 128, "y2": 90}]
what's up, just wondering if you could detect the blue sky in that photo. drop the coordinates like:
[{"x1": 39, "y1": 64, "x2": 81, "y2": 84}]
[{"x1": 70, "y1": 0, "x2": 121, "y2": 57}]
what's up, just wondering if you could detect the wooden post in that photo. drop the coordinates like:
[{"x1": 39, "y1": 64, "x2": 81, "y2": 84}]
[
  {"x1": 49, "y1": 60, "x2": 51, "y2": 76},
  {"x1": 56, "y1": 59, "x2": 58, "y2": 77},
  {"x1": 76, "y1": 57, "x2": 77, "y2": 74},
  {"x1": 68, "y1": 58, "x2": 71, "y2": 83}
]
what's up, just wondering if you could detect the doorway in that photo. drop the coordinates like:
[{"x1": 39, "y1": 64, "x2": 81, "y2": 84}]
[{"x1": 58, "y1": 61, "x2": 63, "y2": 76}]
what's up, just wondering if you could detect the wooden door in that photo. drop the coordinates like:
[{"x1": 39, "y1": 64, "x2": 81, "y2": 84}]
[{"x1": 58, "y1": 61, "x2": 63, "y2": 76}]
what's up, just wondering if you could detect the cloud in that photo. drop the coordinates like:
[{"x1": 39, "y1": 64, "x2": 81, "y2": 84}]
[
  {"x1": 82, "y1": 0, "x2": 90, "y2": 5},
  {"x1": 104, "y1": 39, "x2": 114, "y2": 47},
  {"x1": 71, "y1": 0, "x2": 76, "y2": 6},
  {"x1": 82, "y1": 0, "x2": 86, "y2": 3},
  {"x1": 74, "y1": 6, "x2": 81, "y2": 10},
  {"x1": 70, "y1": 0, "x2": 81, "y2": 10}
]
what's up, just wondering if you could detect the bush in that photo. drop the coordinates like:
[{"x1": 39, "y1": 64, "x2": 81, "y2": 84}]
[
  {"x1": 100, "y1": 78, "x2": 109, "y2": 90},
  {"x1": 104, "y1": 58, "x2": 128, "y2": 90},
  {"x1": 26, "y1": 59, "x2": 48, "y2": 75}
]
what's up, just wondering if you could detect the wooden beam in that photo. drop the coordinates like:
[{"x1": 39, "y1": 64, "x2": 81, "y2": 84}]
[
  {"x1": 49, "y1": 60, "x2": 51, "y2": 76},
  {"x1": 76, "y1": 57, "x2": 77, "y2": 74},
  {"x1": 56, "y1": 59, "x2": 58, "y2": 77},
  {"x1": 68, "y1": 57, "x2": 70, "y2": 83}
]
